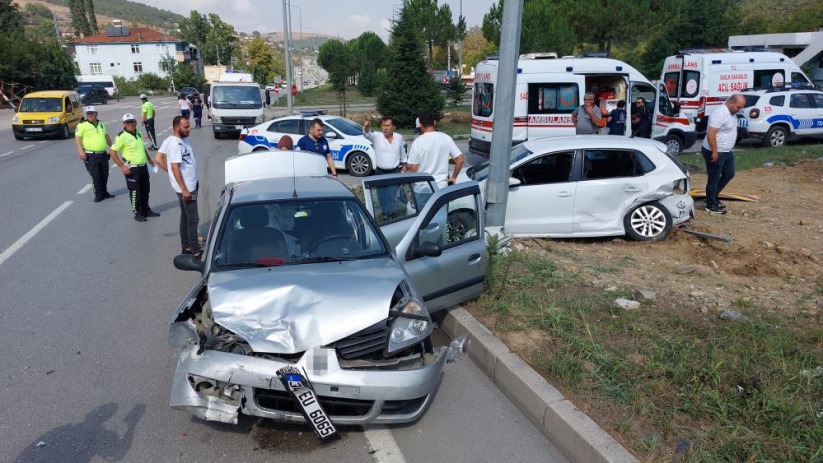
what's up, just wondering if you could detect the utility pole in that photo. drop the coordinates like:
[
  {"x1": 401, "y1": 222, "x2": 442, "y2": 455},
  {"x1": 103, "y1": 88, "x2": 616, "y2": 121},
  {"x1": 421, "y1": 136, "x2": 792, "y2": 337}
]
[
  {"x1": 484, "y1": 0, "x2": 523, "y2": 228},
  {"x1": 457, "y1": 0, "x2": 463, "y2": 80},
  {"x1": 282, "y1": 0, "x2": 293, "y2": 114},
  {"x1": 51, "y1": 9, "x2": 62, "y2": 46}
]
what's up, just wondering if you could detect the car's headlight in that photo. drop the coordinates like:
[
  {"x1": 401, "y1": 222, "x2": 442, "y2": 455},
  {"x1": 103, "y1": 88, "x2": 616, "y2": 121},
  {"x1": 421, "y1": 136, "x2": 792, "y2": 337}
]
[
  {"x1": 386, "y1": 298, "x2": 432, "y2": 354},
  {"x1": 47, "y1": 116, "x2": 59, "y2": 123},
  {"x1": 12, "y1": 116, "x2": 20, "y2": 124}
]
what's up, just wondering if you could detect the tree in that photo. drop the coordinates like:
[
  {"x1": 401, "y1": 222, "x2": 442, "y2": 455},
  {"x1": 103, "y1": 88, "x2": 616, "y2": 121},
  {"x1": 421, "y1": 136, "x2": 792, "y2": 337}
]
[
  {"x1": 203, "y1": 13, "x2": 239, "y2": 66},
  {"x1": 462, "y1": 26, "x2": 493, "y2": 71},
  {"x1": 0, "y1": 35, "x2": 76, "y2": 89},
  {"x1": 404, "y1": 0, "x2": 457, "y2": 68},
  {"x1": 349, "y1": 32, "x2": 387, "y2": 96},
  {"x1": 317, "y1": 39, "x2": 352, "y2": 115},
  {"x1": 84, "y1": 0, "x2": 98, "y2": 35},
  {"x1": 242, "y1": 36, "x2": 283, "y2": 84},
  {"x1": 483, "y1": 0, "x2": 575, "y2": 56},
  {"x1": 0, "y1": 0, "x2": 24, "y2": 40},
  {"x1": 68, "y1": 0, "x2": 92, "y2": 37},
  {"x1": 445, "y1": 75, "x2": 467, "y2": 106},
  {"x1": 178, "y1": 11, "x2": 209, "y2": 48},
  {"x1": 377, "y1": 5, "x2": 444, "y2": 128}
]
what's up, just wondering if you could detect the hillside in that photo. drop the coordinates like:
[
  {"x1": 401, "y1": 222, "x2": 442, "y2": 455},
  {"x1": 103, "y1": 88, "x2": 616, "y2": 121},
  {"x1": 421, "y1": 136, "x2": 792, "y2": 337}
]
[{"x1": 13, "y1": 0, "x2": 183, "y2": 35}]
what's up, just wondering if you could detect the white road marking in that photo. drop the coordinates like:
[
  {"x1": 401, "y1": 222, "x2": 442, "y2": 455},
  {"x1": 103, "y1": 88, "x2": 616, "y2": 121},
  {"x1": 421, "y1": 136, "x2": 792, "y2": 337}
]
[
  {"x1": 364, "y1": 427, "x2": 406, "y2": 463},
  {"x1": 77, "y1": 184, "x2": 92, "y2": 194},
  {"x1": 0, "y1": 151, "x2": 14, "y2": 158},
  {"x1": 0, "y1": 201, "x2": 73, "y2": 267},
  {"x1": 21, "y1": 144, "x2": 34, "y2": 150}
]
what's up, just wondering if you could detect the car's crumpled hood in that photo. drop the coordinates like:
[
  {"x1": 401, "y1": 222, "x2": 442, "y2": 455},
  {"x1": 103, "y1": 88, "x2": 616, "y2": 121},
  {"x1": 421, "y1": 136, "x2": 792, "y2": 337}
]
[{"x1": 207, "y1": 259, "x2": 406, "y2": 354}]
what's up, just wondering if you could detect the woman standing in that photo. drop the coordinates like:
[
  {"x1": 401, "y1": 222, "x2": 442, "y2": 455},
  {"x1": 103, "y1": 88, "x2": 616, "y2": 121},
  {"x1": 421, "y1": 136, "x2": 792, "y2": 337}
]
[
  {"x1": 178, "y1": 94, "x2": 192, "y2": 120},
  {"x1": 191, "y1": 97, "x2": 203, "y2": 128}
]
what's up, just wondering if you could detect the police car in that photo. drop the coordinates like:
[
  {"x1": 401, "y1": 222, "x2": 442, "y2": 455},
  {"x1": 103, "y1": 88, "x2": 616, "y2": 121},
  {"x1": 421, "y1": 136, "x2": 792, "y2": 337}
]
[
  {"x1": 737, "y1": 87, "x2": 823, "y2": 147},
  {"x1": 238, "y1": 113, "x2": 377, "y2": 176}
]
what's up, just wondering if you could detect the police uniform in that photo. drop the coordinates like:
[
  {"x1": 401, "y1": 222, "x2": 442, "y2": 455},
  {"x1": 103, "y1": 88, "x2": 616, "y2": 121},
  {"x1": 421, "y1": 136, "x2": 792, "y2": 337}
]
[
  {"x1": 75, "y1": 112, "x2": 113, "y2": 202},
  {"x1": 140, "y1": 95, "x2": 157, "y2": 149},
  {"x1": 111, "y1": 115, "x2": 157, "y2": 221}
]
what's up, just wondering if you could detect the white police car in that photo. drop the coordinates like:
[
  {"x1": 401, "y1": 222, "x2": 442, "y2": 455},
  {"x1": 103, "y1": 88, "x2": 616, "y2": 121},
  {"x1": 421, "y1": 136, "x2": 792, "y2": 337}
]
[
  {"x1": 238, "y1": 113, "x2": 377, "y2": 176},
  {"x1": 737, "y1": 87, "x2": 823, "y2": 147}
]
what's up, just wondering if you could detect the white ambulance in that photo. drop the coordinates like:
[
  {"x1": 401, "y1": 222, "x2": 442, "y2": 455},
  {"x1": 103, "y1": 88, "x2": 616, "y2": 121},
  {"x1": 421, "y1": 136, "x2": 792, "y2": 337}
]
[
  {"x1": 469, "y1": 54, "x2": 696, "y2": 155},
  {"x1": 661, "y1": 50, "x2": 811, "y2": 133}
]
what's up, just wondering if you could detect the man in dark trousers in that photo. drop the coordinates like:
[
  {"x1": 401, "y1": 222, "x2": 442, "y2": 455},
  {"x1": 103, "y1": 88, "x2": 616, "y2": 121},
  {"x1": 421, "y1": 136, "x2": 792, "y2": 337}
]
[
  {"x1": 631, "y1": 97, "x2": 652, "y2": 138},
  {"x1": 109, "y1": 113, "x2": 160, "y2": 222},
  {"x1": 74, "y1": 106, "x2": 115, "y2": 202}
]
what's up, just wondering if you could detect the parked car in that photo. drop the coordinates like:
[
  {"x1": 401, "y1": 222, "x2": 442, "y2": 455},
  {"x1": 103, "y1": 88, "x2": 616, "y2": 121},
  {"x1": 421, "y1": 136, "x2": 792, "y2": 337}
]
[
  {"x1": 265, "y1": 83, "x2": 276, "y2": 91},
  {"x1": 168, "y1": 151, "x2": 485, "y2": 427},
  {"x1": 179, "y1": 86, "x2": 200, "y2": 101},
  {"x1": 363, "y1": 136, "x2": 694, "y2": 242},
  {"x1": 737, "y1": 87, "x2": 823, "y2": 147},
  {"x1": 12, "y1": 90, "x2": 84, "y2": 140},
  {"x1": 75, "y1": 85, "x2": 109, "y2": 105},
  {"x1": 238, "y1": 113, "x2": 377, "y2": 176}
]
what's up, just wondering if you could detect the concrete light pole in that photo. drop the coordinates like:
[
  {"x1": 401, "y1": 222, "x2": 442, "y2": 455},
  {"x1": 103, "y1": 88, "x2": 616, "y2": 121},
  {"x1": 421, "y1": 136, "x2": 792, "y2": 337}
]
[{"x1": 282, "y1": 0, "x2": 293, "y2": 114}]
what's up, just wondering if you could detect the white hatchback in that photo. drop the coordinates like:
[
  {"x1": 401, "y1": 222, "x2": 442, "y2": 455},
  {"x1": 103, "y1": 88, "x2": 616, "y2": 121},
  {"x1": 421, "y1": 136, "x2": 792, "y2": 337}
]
[{"x1": 238, "y1": 114, "x2": 377, "y2": 177}]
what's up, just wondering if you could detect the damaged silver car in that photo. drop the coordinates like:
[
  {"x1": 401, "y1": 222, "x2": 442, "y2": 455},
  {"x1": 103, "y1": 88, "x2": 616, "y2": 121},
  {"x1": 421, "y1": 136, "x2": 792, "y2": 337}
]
[{"x1": 168, "y1": 151, "x2": 485, "y2": 426}]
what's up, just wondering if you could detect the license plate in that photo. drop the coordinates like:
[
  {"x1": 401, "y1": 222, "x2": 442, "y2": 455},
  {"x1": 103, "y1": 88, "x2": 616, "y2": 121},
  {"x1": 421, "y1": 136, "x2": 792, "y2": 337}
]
[
  {"x1": 235, "y1": 125, "x2": 244, "y2": 130},
  {"x1": 277, "y1": 367, "x2": 338, "y2": 442},
  {"x1": 26, "y1": 127, "x2": 43, "y2": 132}
]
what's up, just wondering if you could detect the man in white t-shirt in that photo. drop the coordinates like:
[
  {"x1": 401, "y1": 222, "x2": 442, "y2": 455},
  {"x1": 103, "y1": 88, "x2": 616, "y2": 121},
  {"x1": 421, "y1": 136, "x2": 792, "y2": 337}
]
[
  {"x1": 701, "y1": 94, "x2": 745, "y2": 214},
  {"x1": 156, "y1": 116, "x2": 201, "y2": 257},
  {"x1": 407, "y1": 111, "x2": 464, "y2": 191}
]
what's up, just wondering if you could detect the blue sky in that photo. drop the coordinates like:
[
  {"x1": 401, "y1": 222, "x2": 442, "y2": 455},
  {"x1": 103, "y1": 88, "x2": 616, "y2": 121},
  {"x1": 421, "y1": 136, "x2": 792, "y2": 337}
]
[{"x1": 134, "y1": 0, "x2": 497, "y2": 41}]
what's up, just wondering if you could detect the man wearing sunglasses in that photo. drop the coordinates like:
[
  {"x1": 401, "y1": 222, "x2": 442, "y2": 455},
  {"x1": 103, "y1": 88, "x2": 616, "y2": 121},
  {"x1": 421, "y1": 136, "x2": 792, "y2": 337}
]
[{"x1": 109, "y1": 113, "x2": 160, "y2": 222}]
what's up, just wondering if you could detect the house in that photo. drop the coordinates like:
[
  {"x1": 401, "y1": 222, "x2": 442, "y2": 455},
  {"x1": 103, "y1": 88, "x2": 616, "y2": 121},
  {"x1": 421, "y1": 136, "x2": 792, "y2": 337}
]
[
  {"x1": 728, "y1": 26, "x2": 823, "y2": 88},
  {"x1": 70, "y1": 21, "x2": 201, "y2": 80}
]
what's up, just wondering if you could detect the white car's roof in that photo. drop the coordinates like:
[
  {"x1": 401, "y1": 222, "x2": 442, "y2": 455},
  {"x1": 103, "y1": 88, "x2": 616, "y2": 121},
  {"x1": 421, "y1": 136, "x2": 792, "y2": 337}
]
[
  {"x1": 521, "y1": 135, "x2": 669, "y2": 153},
  {"x1": 225, "y1": 150, "x2": 328, "y2": 184}
]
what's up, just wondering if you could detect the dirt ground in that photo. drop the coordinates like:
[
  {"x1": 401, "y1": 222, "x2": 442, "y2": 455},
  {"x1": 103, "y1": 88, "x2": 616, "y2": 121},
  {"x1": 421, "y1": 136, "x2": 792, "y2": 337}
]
[{"x1": 515, "y1": 158, "x2": 823, "y2": 316}]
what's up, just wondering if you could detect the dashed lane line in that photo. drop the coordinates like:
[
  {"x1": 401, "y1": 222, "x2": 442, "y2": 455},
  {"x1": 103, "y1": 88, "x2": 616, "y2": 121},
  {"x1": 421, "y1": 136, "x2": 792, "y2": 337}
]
[
  {"x1": 20, "y1": 144, "x2": 34, "y2": 150},
  {"x1": 0, "y1": 151, "x2": 13, "y2": 158},
  {"x1": 77, "y1": 184, "x2": 92, "y2": 194},
  {"x1": 0, "y1": 201, "x2": 73, "y2": 267}
]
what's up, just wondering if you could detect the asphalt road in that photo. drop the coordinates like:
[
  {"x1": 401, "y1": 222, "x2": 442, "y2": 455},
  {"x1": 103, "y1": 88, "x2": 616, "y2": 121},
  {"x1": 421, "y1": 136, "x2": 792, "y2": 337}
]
[{"x1": 0, "y1": 97, "x2": 566, "y2": 462}]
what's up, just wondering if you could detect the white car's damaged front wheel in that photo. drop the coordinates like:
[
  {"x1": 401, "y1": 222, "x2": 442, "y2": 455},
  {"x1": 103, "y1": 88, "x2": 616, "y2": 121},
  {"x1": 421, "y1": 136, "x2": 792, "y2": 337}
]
[{"x1": 623, "y1": 201, "x2": 673, "y2": 241}]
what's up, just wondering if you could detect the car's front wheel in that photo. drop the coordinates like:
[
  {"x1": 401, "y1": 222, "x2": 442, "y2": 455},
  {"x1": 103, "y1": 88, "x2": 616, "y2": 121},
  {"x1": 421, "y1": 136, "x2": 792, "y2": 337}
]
[
  {"x1": 59, "y1": 124, "x2": 70, "y2": 140},
  {"x1": 345, "y1": 151, "x2": 372, "y2": 177},
  {"x1": 764, "y1": 126, "x2": 787, "y2": 147},
  {"x1": 102, "y1": 95, "x2": 108, "y2": 105},
  {"x1": 623, "y1": 201, "x2": 672, "y2": 241}
]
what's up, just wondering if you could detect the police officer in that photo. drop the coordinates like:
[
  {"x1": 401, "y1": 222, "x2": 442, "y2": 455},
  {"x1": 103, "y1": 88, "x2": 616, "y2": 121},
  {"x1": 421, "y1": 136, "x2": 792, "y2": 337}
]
[
  {"x1": 140, "y1": 94, "x2": 158, "y2": 150},
  {"x1": 109, "y1": 113, "x2": 160, "y2": 222},
  {"x1": 74, "y1": 106, "x2": 115, "y2": 202}
]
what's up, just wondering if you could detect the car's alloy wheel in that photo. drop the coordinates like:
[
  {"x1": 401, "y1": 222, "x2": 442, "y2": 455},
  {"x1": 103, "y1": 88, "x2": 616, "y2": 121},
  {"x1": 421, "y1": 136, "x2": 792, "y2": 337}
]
[
  {"x1": 346, "y1": 151, "x2": 372, "y2": 177},
  {"x1": 664, "y1": 134, "x2": 683, "y2": 155},
  {"x1": 623, "y1": 201, "x2": 672, "y2": 241},
  {"x1": 765, "y1": 126, "x2": 787, "y2": 147}
]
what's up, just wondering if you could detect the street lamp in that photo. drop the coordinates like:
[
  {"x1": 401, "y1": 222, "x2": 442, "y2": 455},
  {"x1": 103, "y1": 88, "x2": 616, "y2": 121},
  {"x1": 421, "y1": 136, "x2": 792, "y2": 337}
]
[{"x1": 289, "y1": 3, "x2": 303, "y2": 92}]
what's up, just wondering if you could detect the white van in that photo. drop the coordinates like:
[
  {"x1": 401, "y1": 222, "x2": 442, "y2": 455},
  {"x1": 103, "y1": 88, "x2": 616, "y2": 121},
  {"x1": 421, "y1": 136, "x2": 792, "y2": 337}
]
[
  {"x1": 661, "y1": 50, "x2": 812, "y2": 132},
  {"x1": 469, "y1": 54, "x2": 696, "y2": 155},
  {"x1": 207, "y1": 75, "x2": 266, "y2": 139},
  {"x1": 75, "y1": 75, "x2": 119, "y2": 101}
]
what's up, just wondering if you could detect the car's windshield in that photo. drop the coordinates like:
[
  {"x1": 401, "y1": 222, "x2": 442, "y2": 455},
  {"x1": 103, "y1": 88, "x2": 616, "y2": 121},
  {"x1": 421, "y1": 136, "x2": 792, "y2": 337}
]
[
  {"x1": 213, "y1": 198, "x2": 388, "y2": 268},
  {"x1": 19, "y1": 97, "x2": 62, "y2": 112},
  {"x1": 211, "y1": 85, "x2": 262, "y2": 109},
  {"x1": 468, "y1": 144, "x2": 532, "y2": 181},
  {"x1": 75, "y1": 85, "x2": 98, "y2": 92},
  {"x1": 325, "y1": 117, "x2": 363, "y2": 136}
]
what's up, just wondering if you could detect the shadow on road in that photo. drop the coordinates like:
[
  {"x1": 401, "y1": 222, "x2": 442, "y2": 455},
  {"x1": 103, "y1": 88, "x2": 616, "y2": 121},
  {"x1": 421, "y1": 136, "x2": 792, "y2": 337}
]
[{"x1": 15, "y1": 402, "x2": 145, "y2": 463}]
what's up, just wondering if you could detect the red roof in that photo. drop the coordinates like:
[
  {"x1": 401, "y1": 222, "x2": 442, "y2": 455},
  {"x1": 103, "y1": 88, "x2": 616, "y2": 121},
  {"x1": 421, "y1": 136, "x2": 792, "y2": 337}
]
[{"x1": 70, "y1": 27, "x2": 181, "y2": 44}]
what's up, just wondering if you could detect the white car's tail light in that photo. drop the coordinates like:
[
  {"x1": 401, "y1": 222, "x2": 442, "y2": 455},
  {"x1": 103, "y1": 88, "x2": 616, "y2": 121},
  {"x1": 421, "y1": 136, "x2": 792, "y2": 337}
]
[
  {"x1": 748, "y1": 108, "x2": 760, "y2": 119},
  {"x1": 672, "y1": 178, "x2": 687, "y2": 195}
]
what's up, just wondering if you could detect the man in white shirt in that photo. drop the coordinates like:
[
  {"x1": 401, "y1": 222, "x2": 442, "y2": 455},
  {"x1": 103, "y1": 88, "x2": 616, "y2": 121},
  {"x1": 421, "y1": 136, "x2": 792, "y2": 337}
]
[
  {"x1": 701, "y1": 94, "x2": 745, "y2": 214},
  {"x1": 363, "y1": 116, "x2": 407, "y2": 174},
  {"x1": 155, "y1": 116, "x2": 201, "y2": 257},
  {"x1": 407, "y1": 111, "x2": 464, "y2": 190}
]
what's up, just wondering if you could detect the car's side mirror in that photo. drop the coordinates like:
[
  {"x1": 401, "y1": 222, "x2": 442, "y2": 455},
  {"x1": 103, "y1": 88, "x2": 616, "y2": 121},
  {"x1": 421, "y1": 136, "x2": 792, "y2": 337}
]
[
  {"x1": 414, "y1": 241, "x2": 442, "y2": 257},
  {"x1": 325, "y1": 131, "x2": 338, "y2": 139},
  {"x1": 174, "y1": 254, "x2": 204, "y2": 272},
  {"x1": 508, "y1": 177, "x2": 521, "y2": 187}
]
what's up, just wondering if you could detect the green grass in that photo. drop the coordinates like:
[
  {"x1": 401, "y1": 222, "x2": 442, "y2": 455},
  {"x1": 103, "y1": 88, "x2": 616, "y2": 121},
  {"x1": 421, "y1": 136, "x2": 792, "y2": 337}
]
[
  {"x1": 280, "y1": 85, "x2": 376, "y2": 107},
  {"x1": 679, "y1": 143, "x2": 823, "y2": 173},
  {"x1": 471, "y1": 246, "x2": 823, "y2": 462}
]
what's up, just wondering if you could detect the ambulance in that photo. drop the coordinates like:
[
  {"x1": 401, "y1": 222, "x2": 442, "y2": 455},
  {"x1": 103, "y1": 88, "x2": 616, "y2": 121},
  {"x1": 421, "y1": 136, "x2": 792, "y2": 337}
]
[
  {"x1": 661, "y1": 50, "x2": 811, "y2": 132},
  {"x1": 469, "y1": 54, "x2": 696, "y2": 156}
]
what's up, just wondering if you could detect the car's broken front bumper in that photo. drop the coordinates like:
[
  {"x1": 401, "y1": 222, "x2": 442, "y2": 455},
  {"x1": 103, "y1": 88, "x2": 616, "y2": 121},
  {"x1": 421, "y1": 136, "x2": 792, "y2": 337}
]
[{"x1": 170, "y1": 342, "x2": 447, "y2": 425}]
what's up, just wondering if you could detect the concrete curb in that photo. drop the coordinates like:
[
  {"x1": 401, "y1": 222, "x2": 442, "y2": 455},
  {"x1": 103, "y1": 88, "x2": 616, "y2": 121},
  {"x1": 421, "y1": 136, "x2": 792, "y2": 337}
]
[{"x1": 438, "y1": 307, "x2": 638, "y2": 463}]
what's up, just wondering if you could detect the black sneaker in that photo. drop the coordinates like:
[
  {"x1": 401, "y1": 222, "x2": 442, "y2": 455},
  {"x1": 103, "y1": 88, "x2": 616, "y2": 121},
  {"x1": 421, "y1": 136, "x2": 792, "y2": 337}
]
[
  {"x1": 103, "y1": 193, "x2": 115, "y2": 199},
  {"x1": 94, "y1": 197, "x2": 104, "y2": 203},
  {"x1": 144, "y1": 210, "x2": 161, "y2": 217},
  {"x1": 705, "y1": 204, "x2": 727, "y2": 214},
  {"x1": 716, "y1": 201, "x2": 726, "y2": 210},
  {"x1": 134, "y1": 214, "x2": 148, "y2": 222}
]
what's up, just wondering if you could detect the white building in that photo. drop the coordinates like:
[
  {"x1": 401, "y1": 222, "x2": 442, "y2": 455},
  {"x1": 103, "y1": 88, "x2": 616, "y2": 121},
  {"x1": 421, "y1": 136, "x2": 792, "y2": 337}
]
[
  {"x1": 70, "y1": 22, "x2": 200, "y2": 81},
  {"x1": 729, "y1": 26, "x2": 823, "y2": 87}
]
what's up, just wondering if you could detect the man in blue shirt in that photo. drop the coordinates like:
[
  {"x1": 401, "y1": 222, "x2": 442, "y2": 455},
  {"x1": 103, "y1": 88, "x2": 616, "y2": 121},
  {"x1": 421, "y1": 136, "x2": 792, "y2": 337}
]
[
  {"x1": 606, "y1": 100, "x2": 627, "y2": 135},
  {"x1": 296, "y1": 118, "x2": 338, "y2": 176}
]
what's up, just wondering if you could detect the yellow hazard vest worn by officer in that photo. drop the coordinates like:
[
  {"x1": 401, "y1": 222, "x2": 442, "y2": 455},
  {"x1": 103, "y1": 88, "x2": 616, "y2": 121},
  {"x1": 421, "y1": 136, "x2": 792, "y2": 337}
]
[
  {"x1": 111, "y1": 130, "x2": 148, "y2": 166},
  {"x1": 142, "y1": 101, "x2": 155, "y2": 119},
  {"x1": 76, "y1": 120, "x2": 108, "y2": 152}
]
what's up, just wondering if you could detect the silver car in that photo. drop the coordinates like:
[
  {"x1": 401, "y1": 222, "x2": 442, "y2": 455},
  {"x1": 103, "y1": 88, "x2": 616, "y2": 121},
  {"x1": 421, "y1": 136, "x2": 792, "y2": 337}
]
[{"x1": 169, "y1": 158, "x2": 485, "y2": 426}]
